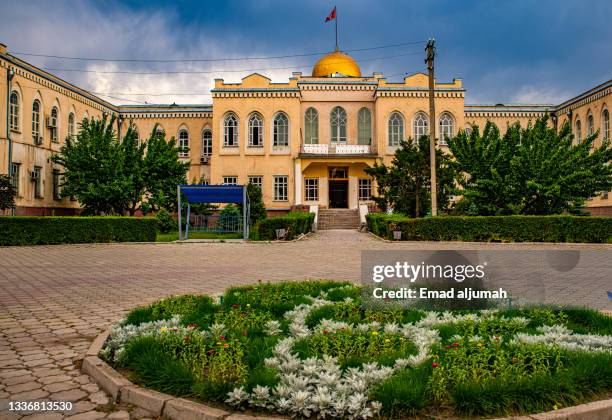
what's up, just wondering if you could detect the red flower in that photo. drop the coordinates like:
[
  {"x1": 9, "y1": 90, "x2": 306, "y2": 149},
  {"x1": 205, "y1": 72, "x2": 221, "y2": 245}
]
[
  {"x1": 323, "y1": 329, "x2": 329, "y2": 334},
  {"x1": 432, "y1": 362, "x2": 439, "y2": 368},
  {"x1": 187, "y1": 323, "x2": 198, "y2": 329},
  {"x1": 224, "y1": 343, "x2": 230, "y2": 349},
  {"x1": 452, "y1": 342, "x2": 459, "y2": 347},
  {"x1": 231, "y1": 304, "x2": 239, "y2": 309},
  {"x1": 219, "y1": 335, "x2": 226, "y2": 341}
]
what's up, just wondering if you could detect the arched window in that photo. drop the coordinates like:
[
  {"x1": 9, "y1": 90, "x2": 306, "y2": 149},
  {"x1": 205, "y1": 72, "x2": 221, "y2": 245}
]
[
  {"x1": 68, "y1": 112, "x2": 75, "y2": 139},
  {"x1": 413, "y1": 112, "x2": 428, "y2": 140},
  {"x1": 178, "y1": 129, "x2": 189, "y2": 157},
  {"x1": 587, "y1": 113, "x2": 595, "y2": 137},
  {"x1": 388, "y1": 112, "x2": 404, "y2": 146},
  {"x1": 575, "y1": 119, "x2": 582, "y2": 144},
  {"x1": 9, "y1": 91, "x2": 19, "y2": 131},
  {"x1": 51, "y1": 107, "x2": 59, "y2": 142},
  {"x1": 224, "y1": 113, "x2": 238, "y2": 147},
  {"x1": 32, "y1": 100, "x2": 41, "y2": 141},
  {"x1": 330, "y1": 106, "x2": 347, "y2": 143},
  {"x1": 202, "y1": 130, "x2": 212, "y2": 156},
  {"x1": 155, "y1": 125, "x2": 164, "y2": 138},
  {"x1": 273, "y1": 112, "x2": 289, "y2": 147},
  {"x1": 304, "y1": 107, "x2": 318, "y2": 144},
  {"x1": 439, "y1": 112, "x2": 454, "y2": 145},
  {"x1": 358, "y1": 108, "x2": 371, "y2": 145},
  {"x1": 248, "y1": 113, "x2": 264, "y2": 147},
  {"x1": 603, "y1": 109, "x2": 610, "y2": 140}
]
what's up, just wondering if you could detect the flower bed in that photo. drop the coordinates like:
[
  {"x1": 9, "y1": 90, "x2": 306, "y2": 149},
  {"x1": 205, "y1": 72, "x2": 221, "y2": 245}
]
[{"x1": 100, "y1": 281, "x2": 612, "y2": 419}]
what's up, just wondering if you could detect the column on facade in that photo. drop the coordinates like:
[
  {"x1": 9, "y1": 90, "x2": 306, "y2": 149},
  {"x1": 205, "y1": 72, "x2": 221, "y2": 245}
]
[{"x1": 294, "y1": 159, "x2": 302, "y2": 205}]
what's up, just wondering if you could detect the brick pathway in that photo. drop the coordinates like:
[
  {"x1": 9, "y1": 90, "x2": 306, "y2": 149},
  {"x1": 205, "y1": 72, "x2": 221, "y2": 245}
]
[{"x1": 1, "y1": 230, "x2": 610, "y2": 419}]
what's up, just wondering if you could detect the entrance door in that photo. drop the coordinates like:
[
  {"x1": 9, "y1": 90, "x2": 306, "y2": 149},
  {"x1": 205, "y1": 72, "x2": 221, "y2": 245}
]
[{"x1": 329, "y1": 180, "x2": 348, "y2": 208}]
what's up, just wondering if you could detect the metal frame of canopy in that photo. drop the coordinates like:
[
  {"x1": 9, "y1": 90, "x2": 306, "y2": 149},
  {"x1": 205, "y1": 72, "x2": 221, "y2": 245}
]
[{"x1": 177, "y1": 184, "x2": 249, "y2": 240}]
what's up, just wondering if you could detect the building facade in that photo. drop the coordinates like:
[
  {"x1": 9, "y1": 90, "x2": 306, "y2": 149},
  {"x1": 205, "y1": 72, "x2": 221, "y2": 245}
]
[{"x1": 1, "y1": 42, "x2": 611, "y2": 215}]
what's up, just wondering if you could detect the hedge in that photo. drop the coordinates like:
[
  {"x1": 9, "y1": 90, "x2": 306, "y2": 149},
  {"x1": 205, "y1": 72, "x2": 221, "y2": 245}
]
[
  {"x1": 255, "y1": 211, "x2": 315, "y2": 240},
  {"x1": 366, "y1": 213, "x2": 612, "y2": 243},
  {"x1": 0, "y1": 216, "x2": 158, "y2": 246}
]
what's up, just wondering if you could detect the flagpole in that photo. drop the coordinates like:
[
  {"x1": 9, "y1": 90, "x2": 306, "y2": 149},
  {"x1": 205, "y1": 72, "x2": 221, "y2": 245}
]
[{"x1": 335, "y1": 8, "x2": 338, "y2": 50}]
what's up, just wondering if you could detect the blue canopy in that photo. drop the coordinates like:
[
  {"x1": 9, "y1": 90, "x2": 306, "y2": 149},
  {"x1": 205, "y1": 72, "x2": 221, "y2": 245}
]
[{"x1": 179, "y1": 185, "x2": 245, "y2": 204}]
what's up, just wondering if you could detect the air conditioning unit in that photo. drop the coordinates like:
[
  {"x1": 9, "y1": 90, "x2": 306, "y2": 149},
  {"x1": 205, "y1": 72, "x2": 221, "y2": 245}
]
[
  {"x1": 34, "y1": 135, "x2": 43, "y2": 145},
  {"x1": 46, "y1": 116, "x2": 57, "y2": 128},
  {"x1": 30, "y1": 171, "x2": 39, "y2": 181},
  {"x1": 200, "y1": 156, "x2": 210, "y2": 164}
]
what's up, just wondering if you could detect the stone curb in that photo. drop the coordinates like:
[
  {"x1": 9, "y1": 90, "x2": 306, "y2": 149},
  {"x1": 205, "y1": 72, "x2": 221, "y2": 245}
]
[
  {"x1": 84, "y1": 326, "x2": 612, "y2": 420},
  {"x1": 366, "y1": 230, "x2": 612, "y2": 247}
]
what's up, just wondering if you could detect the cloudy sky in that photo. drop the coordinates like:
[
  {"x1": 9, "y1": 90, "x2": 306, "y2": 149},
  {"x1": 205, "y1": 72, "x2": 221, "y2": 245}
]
[{"x1": 1, "y1": 0, "x2": 610, "y2": 105}]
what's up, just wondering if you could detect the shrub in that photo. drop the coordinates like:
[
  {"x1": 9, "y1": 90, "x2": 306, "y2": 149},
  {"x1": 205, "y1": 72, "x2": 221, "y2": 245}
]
[
  {"x1": 366, "y1": 213, "x2": 612, "y2": 243},
  {"x1": 256, "y1": 211, "x2": 315, "y2": 240},
  {"x1": 0, "y1": 216, "x2": 157, "y2": 246},
  {"x1": 155, "y1": 208, "x2": 176, "y2": 233}
]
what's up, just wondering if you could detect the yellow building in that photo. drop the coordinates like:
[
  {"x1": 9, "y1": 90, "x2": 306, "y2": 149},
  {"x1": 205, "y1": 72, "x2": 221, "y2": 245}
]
[{"x1": 1, "y1": 42, "x2": 610, "y2": 216}]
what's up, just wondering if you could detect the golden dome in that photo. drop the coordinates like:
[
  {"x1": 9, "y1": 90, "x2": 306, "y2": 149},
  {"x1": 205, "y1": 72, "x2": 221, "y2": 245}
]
[{"x1": 312, "y1": 50, "x2": 361, "y2": 77}]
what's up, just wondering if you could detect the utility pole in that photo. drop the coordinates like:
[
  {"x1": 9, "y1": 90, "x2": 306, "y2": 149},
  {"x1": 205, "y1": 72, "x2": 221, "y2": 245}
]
[{"x1": 425, "y1": 38, "x2": 437, "y2": 217}]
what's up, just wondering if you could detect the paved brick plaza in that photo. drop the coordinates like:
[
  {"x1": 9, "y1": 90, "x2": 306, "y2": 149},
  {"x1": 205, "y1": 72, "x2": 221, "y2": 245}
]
[{"x1": 1, "y1": 230, "x2": 610, "y2": 419}]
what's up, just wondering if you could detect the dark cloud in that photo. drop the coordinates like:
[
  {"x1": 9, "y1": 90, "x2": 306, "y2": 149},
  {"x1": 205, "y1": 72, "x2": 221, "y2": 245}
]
[{"x1": 1, "y1": 0, "x2": 609, "y2": 105}]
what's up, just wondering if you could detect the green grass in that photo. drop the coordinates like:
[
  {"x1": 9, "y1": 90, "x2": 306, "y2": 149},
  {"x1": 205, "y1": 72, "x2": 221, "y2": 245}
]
[
  {"x1": 107, "y1": 281, "x2": 612, "y2": 419},
  {"x1": 371, "y1": 364, "x2": 433, "y2": 418},
  {"x1": 156, "y1": 231, "x2": 243, "y2": 242}
]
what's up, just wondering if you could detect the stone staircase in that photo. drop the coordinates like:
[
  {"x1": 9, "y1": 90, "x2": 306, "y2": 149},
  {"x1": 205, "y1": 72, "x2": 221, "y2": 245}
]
[{"x1": 317, "y1": 208, "x2": 360, "y2": 230}]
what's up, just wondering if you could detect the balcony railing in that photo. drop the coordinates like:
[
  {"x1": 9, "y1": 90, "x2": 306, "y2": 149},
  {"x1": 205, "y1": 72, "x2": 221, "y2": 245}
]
[{"x1": 300, "y1": 143, "x2": 377, "y2": 156}]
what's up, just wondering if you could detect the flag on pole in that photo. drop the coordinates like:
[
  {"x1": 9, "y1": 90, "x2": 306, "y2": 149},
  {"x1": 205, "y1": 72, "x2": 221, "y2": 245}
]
[{"x1": 325, "y1": 6, "x2": 337, "y2": 22}]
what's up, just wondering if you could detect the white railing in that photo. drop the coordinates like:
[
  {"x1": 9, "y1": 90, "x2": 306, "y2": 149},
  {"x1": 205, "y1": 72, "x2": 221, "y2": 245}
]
[{"x1": 301, "y1": 143, "x2": 376, "y2": 155}]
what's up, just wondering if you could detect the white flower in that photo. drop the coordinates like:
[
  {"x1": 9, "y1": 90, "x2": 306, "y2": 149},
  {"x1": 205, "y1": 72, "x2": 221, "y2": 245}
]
[
  {"x1": 209, "y1": 322, "x2": 226, "y2": 337},
  {"x1": 225, "y1": 387, "x2": 248, "y2": 407},
  {"x1": 264, "y1": 320, "x2": 282, "y2": 336}
]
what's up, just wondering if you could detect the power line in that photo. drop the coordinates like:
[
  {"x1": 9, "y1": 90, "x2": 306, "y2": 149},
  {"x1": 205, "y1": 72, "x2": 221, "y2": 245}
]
[
  {"x1": 88, "y1": 71, "x2": 426, "y2": 99},
  {"x1": 40, "y1": 51, "x2": 423, "y2": 76},
  {"x1": 8, "y1": 40, "x2": 426, "y2": 63}
]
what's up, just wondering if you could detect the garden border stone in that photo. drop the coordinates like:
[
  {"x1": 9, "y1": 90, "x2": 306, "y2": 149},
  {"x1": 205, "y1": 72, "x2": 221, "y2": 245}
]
[{"x1": 83, "y1": 323, "x2": 612, "y2": 420}]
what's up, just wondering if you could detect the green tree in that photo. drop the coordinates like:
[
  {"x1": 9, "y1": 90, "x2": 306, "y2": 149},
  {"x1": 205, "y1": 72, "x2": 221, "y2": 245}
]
[
  {"x1": 365, "y1": 136, "x2": 457, "y2": 217},
  {"x1": 245, "y1": 183, "x2": 266, "y2": 226},
  {"x1": 52, "y1": 115, "x2": 129, "y2": 215},
  {"x1": 142, "y1": 125, "x2": 190, "y2": 212},
  {"x1": 53, "y1": 116, "x2": 189, "y2": 215},
  {"x1": 0, "y1": 174, "x2": 17, "y2": 211},
  {"x1": 448, "y1": 116, "x2": 612, "y2": 215},
  {"x1": 120, "y1": 124, "x2": 147, "y2": 215}
]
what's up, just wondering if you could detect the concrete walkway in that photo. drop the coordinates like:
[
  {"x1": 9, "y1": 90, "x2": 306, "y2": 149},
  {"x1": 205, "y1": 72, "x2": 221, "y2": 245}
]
[{"x1": 1, "y1": 230, "x2": 610, "y2": 419}]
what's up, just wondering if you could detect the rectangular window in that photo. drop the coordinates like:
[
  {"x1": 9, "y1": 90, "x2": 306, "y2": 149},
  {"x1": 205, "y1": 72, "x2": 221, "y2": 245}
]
[
  {"x1": 248, "y1": 176, "x2": 263, "y2": 190},
  {"x1": 359, "y1": 178, "x2": 372, "y2": 200},
  {"x1": 274, "y1": 175, "x2": 288, "y2": 201},
  {"x1": 33, "y1": 166, "x2": 42, "y2": 198},
  {"x1": 11, "y1": 163, "x2": 20, "y2": 195},
  {"x1": 329, "y1": 167, "x2": 348, "y2": 179},
  {"x1": 53, "y1": 169, "x2": 61, "y2": 200},
  {"x1": 222, "y1": 176, "x2": 238, "y2": 185},
  {"x1": 304, "y1": 178, "x2": 318, "y2": 201}
]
